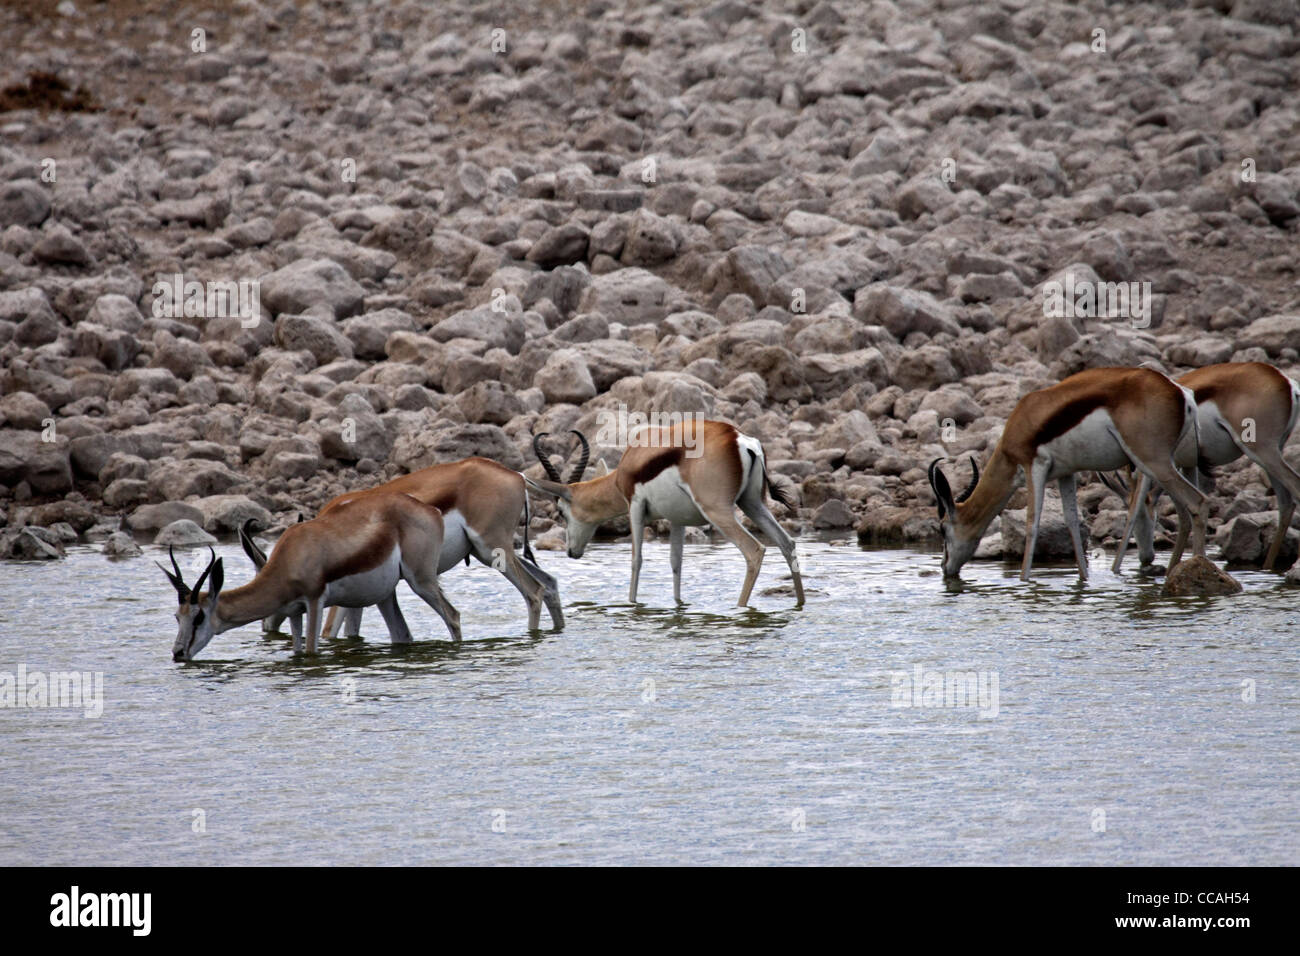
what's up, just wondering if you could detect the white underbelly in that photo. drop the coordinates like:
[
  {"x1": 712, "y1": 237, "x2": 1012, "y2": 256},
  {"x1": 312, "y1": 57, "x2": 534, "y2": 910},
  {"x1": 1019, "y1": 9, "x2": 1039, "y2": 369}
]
[
  {"x1": 437, "y1": 509, "x2": 471, "y2": 574},
  {"x1": 321, "y1": 546, "x2": 401, "y2": 607},
  {"x1": 1194, "y1": 402, "x2": 1243, "y2": 467},
  {"x1": 637, "y1": 467, "x2": 707, "y2": 525},
  {"x1": 1040, "y1": 408, "x2": 1131, "y2": 476}
]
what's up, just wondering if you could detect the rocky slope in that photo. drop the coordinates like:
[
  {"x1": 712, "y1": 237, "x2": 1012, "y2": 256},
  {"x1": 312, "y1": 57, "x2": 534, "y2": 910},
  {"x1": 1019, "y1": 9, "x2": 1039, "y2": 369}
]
[{"x1": 1, "y1": 0, "x2": 1299, "y2": 569}]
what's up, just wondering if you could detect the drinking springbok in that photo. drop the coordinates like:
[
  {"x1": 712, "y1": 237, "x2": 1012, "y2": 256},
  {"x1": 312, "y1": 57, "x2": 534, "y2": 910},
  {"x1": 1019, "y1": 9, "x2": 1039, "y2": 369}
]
[
  {"x1": 1100, "y1": 362, "x2": 1300, "y2": 571},
  {"x1": 526, "y1": 423, "x2": 804, "y2": 607},
  {"x1": 238, "y1": 458, "x2": 563, "y2": 640},
  {"x1": 315, "y1": 457, "x2": 563, "y2": 635},
  {"x1": 163, "y1": 493, "x2": 460, "y2": 661},
  {"x1": 928, "y1": 367, "x2": 1208, "y2": 581},
  {"x1": 238, "y1": 516, "x2": 410, "y2": 641}
]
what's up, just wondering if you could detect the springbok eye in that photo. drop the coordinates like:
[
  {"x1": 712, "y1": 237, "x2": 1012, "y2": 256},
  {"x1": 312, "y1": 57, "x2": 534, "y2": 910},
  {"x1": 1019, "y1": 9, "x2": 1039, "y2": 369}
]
[{"x1": 193, "y1": 609, "x2": 205, "y2": 627}]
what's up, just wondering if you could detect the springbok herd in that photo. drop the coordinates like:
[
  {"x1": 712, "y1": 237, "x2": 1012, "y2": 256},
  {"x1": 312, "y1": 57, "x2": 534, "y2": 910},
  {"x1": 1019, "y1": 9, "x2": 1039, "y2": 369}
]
[{"x1": 164, "y1": 361, "x2": 1300, "y2": 661}]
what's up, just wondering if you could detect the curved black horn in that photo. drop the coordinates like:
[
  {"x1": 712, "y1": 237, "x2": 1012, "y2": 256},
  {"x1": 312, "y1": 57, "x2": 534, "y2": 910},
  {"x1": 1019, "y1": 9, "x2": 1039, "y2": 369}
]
[
  {"x1": 567, "y1": 430, "x2": 590, "y2": 484},
  {"x1": 956, "y1": 456, "x2": 980, "y2": 503},
  {"x1": 532, "y1": 431, "x2": 563, "y2": 482},
  {"x1": 928, "y1": 457, "x2": 955, "y2": 518},
  {"x1": 189, "y1": 546, "x2": 217, "y2": 604},
  {"x1": 159, "y1": 546, "x2": 189, "y2": 601}
]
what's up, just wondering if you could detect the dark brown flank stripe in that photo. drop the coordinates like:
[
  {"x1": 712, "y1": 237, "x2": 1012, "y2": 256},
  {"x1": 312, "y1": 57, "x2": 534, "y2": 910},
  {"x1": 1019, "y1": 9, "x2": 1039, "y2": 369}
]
[
  {"x1": 314, "y1": 500, "x2": 405, "y2": 589},
  {"x1": 618, "y1": 446, "x2": 685, "y2": 499},
  {"x1": 1187, "y1": 363, "x2": 1282, "y2": 408},
  {"x1": 1029, "y1": 394, "x2": 1110, "y2": 448}
]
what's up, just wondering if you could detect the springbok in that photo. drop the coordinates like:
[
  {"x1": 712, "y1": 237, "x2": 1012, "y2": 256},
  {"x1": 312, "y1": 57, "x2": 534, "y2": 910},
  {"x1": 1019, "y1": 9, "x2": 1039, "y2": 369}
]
[
  {"x1": 312, "y1": 457, "x2": 563, "y2": 636},
  {"x1": 525, "y1": 423, "x2": 805, "y2": 607},
  {"x1": 235, "y1": 460, "x2": 561, "y2": 639},
  {"x1": 928, "y1": 366, "x2": 1208, "y2": 581},
  {"x1": 1100, "y1": 362, "x2": 1300, "y2": 571},
  {"x1": 162, "y1": 493, "x2": 459, "y2": 661}
]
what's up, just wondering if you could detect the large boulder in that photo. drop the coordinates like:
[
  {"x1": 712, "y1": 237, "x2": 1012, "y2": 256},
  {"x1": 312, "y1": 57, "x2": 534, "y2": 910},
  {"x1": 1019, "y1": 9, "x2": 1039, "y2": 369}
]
[
  {"x1": 621, "y1": 210, "x2": 681, "y2": 266},
  {"x1": 0, "y1": 391, "x2": 52, "y2": 430},
  {"x1": 390, "y1": 423, "x2": 524, "y2": 471},
  {"x1": 194, "y1": 495, "x2": 273, "y2": 535},
  {"x1": 319, "y1": 398, "x2": 391, "y2": 462},
  {"x1": 1163, "y1": 556, "x2": 1241, "y2": 597},
  {"x1": 102, "y1": 532, "x2": 143, "y2": 558},
  {"x1": 154, "y1": 519, "x2": 218, "y2": 547},
  {"x1": 703, "y1": 245, "x2": 791, "y2": 307},
  {"x1": 534, "y1": 348, "x2": 598, "y2": 404},
  {"x1": 1237, "y1": 314, "x2": 1300, "y2": 358},
  {"x1": 0, "y1": 430, "x2": 72, "y2": 494},
  {"x1": 1, "y1": 527, "x2": 63, "y2": 560},
  {"x1": 0, "y1": 180, "x2": 51, "y2": 227},
  {"x1": 274, "y1": 313, "x2": 354, "y2": 363},
  {"x1": 455, "y1": 381, "x2": 524, "y2": 425},
  {"x1": 577, "y1": 268, "x2": 690, "y2": 324},
  {"x1": 127, "y1": 501, "x2": 205, "y2": 532},
  {"x1": 526, "y1": 222, "x2": 590, "y2": 268},
  {"x1": 999, "y1": 505, "x2": 1078, "y2": 560},
  {"x1": 146, "y1": 460, "x2": 246, "y2": 501},
  {"x1": 429, "y1": 306, "x2": 527, "y2": 354},
  {"x1": 260, "y1": 258, "x2": 365, "y2": 319},
  {"x1": 855, "y1": 285, "x2": 961, "y2": 339},
  {"x1": 575, "y1": 340, "x2": 653, "y2": 391}
]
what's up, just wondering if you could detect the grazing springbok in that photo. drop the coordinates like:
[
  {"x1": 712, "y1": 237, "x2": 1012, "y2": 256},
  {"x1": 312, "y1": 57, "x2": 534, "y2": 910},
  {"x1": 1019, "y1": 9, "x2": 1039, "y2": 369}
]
[
  {"x1": 928, "y1": 367, "x2": 1208, "y2": 581},
  {"x1": 525, "y1": 422, "x2": 804, "y2": 607},
  {"x1": 314, "y1": 457, "x2": 563, "y2": 636},
  {"x1": 1100, "y1": 362, "x2": 1300, "y2": 571},
  {"x1": 162, "y1": 493, "x2": 459, "y2": 661}
]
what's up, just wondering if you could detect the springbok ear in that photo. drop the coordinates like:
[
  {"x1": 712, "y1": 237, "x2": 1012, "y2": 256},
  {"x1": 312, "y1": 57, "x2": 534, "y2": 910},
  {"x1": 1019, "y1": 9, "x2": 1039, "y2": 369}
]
[
  {"x1": 523, "y1": 475, "x2": 573, "y2": 502},
  {"x1": 594, "y1": 459, "x2": 610, "y2": 477},
  {"x1": 928, "y1": 458, "x2": 955, "y2": 519},
  {"x1": 210, "y1": 558, "x2": 224, "y2": 599}
]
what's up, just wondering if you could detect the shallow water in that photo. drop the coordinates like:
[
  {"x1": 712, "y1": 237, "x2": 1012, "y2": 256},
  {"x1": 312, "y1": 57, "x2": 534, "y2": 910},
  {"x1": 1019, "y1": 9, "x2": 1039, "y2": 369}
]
[{"x1": 0, "y1": 538, "x2": 1296, "y2": 865}]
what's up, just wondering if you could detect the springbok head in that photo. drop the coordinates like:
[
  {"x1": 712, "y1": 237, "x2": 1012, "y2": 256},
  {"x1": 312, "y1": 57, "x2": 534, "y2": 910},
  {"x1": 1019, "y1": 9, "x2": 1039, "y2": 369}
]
[
  {"x1": 529, "y1": 429, "x2": 598, "y2": 558},
  {"x1": 158, "y1": 546, "x2": 224, "y2": 661},
  {"x1": 928, "y1": 456, "x2": 980, "y2": 578}
]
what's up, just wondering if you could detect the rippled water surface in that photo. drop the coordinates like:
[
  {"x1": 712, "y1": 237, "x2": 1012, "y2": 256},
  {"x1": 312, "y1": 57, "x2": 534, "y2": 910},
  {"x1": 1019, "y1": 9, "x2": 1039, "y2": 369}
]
[{"x1": 1, "y1": 538, "x2": 1296, "y2": 865}]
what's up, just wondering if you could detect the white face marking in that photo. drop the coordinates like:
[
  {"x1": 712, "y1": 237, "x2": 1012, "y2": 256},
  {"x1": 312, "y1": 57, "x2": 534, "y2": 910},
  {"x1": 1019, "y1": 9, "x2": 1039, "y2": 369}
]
[
  {"x1": 173, "y1": 598, "x2": 217, "y2": 660},
  {"x1": 556, "y1": 499, "x2": 598, "y2": 558}
]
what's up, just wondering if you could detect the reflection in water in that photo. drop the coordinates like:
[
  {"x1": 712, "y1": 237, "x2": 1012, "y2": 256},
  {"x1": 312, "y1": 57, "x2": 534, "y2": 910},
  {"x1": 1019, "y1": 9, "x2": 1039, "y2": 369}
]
[{"x1": 0, "y1": 538, "x2": 1296, "y2": 865}]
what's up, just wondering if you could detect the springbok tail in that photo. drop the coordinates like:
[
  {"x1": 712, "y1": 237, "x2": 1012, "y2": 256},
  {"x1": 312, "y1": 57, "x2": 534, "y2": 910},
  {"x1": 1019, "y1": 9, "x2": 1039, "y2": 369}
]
[
  {"x1": 522, "y1": 493, "x2": 537, "y2": 565},
  {"x1": 749, "y1": 447, "x2": 795, "y2": 510}
]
